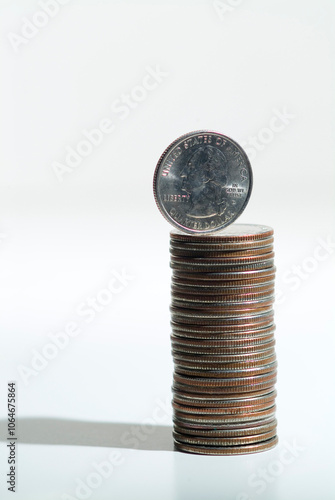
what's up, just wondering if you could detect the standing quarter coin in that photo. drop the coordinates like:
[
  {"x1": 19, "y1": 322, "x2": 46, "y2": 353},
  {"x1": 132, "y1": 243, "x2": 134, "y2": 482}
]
[{"x1": 153, "y1": 131, "x2": 252, "y2": 233}]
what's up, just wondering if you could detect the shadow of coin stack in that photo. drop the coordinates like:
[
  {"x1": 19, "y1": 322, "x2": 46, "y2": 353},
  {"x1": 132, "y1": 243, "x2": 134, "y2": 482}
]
[{"x1": 170, "y1": 224, "x2": 278, "y2": 455}]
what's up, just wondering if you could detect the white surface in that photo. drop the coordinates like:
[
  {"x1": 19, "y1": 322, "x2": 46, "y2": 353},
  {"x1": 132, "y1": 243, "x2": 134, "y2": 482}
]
[{"x1": 0, "y1": 0, "x2": 335, "y2": 499}]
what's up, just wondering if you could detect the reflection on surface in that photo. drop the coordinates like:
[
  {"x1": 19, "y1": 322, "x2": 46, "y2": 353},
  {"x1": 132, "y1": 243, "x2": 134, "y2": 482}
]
[{"x1": 172, "y1": 446, "x2": 282, "y2": 500}]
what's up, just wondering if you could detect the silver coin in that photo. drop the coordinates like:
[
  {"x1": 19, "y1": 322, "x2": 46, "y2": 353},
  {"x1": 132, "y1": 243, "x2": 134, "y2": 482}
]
[
  {"x1": 171, "y1": 313, "x2": 274, "y2": 327},
  {"x1": 172, "y1": 351, "x2": 276, "y2": 365},
  {"x1": 173, "y1": 389, "x2": 277, "y2": 407},
  {"x1": 173, "y1": 436, "x2": 278, "y2": 455},
  {"x1": 173, "y1": 415, "x2": 277, "y2": 432},
  {"x1": 171, "y1": 325, "x2": 276, "y2": 338},
  {"x1": 173, "y1": 428, "x2": 277, "y2": 446},
  {"x1": 173, "y1": 406, "x2": 276, "y2": 424},
  {"x1": 174, "y1": 361, "x2": 277, "y2": 377},
  {"x1": 172, "y1": 378, "x2": 276, "y2": 395},
  {"x1": 171, "y1": 343, "x2": 275, "y2": 355},
  {"x1": 170, "y1": 306, "x2": 274, "y2": 321},
  {"x1": 174, "y1": 369, "x2": 277, "y2": 386},
  {"x1": 170, "y1": 242, "x2": 274, "y2": 253},
  {"x1": 170, "y1": 252, "x2": 275, "y2": 264},
  {"x1": 169, "y1": 237, "x2": 274, "y2": 251},
  {"x1": 171, "y1": 319, "x2": 276, "y2": 333},
  {"x1": 172, "y1": 266, "x2": 276, "y2": 281},
  {"x1": 170, "y1": 259, "x2": 275, "y2": 272},
  {"x1": 171, "y1": 295, "x2": 275, "y2": 308},
  {"x1": 153, "y1": 132, "x2": 253, "y2": 233},
  {"x1": 171, "y1": 281, "x2": 275, "y2": 293},
  {"x1": 170, "y1": 224, "x2": 273, "y2": 241}
]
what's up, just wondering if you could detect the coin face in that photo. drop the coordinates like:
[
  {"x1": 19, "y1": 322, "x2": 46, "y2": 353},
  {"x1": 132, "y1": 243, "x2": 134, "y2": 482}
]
[{"x1": 153, "y1": 131, "x2": 253, "y2": 233}]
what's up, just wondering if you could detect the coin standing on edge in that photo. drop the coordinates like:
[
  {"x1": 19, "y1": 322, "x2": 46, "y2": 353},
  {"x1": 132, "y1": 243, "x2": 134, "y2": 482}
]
[{"x1": 153, "y1": 131, "x2": 253, "y2": 234}]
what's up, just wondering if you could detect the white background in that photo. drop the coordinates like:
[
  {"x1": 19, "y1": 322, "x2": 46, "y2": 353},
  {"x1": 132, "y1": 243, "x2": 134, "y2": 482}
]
[{"x1": 0, "y1": 0, "x2": 335, "y2": 499}]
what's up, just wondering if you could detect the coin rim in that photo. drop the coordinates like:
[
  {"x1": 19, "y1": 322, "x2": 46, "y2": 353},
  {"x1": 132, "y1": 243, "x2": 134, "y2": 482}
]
[{"x1": 153, "y1": 131, "x2": 253, "y2": 234}]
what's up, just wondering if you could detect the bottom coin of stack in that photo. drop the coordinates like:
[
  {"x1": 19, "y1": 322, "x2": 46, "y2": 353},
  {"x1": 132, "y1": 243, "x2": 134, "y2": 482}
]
[{"x1": 169, "y1": 224, "x2": 278, "y2": 455}]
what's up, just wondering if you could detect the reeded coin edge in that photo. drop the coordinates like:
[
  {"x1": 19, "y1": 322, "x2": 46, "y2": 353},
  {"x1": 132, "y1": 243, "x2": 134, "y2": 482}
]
[{"x1": 153, "y1": 131, "x2": 253, "y2": 234}]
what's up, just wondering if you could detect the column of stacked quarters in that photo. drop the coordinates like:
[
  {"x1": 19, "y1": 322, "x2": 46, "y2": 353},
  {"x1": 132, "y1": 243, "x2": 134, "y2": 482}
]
[{"x1": 170, "y1": 224, "x2": 278, "y2": 455}]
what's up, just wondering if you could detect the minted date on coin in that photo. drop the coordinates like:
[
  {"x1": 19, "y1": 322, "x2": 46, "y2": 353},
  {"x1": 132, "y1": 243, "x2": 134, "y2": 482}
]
[{"x1": 153, "y1": 131, "x2": 253, "y2": 233}]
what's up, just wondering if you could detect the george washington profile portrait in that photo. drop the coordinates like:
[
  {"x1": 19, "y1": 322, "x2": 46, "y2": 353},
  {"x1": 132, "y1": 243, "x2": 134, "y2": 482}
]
[{"x1": 180, "y1": 145, "x2": 228, "y2": 217}]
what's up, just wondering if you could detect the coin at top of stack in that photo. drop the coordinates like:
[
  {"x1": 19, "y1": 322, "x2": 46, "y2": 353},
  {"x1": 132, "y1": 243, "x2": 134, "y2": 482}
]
[{"x1": 170, "y1": 223, "x2": 278, "y2": 455}]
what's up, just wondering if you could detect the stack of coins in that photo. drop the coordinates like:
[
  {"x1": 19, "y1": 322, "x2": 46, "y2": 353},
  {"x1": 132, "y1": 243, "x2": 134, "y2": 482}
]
[{"x1": 170, "y1": 224, "x2": 278, "y2": 455}]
